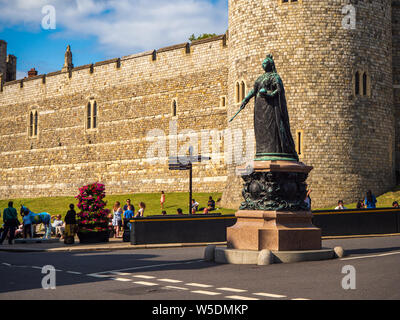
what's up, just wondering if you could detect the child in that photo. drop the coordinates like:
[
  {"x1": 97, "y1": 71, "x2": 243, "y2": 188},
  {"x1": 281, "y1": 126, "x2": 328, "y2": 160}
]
[
  {"x1": 123, "y1": 205, "x2": 135, "y2": 231},
  {"x1": 160, "y1": 191, "x2": 166, "y2": 210},
  {"x1": 64, "y1": 204, "x2": 77, "y2": 244}
]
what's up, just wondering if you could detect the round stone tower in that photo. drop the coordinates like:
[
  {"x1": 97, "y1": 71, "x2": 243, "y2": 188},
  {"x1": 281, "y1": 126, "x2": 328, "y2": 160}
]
[{"x1": 222, "y1": 0, "x2": 395, "y2": 209}]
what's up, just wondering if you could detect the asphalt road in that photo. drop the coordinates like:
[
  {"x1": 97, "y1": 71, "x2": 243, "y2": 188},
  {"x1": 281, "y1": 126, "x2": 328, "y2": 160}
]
[{"x1": 0, "y1": 236, "x2": 399, "y2": 301}]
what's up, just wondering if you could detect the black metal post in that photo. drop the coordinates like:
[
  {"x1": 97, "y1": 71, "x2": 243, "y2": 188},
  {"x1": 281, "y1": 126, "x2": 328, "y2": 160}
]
[{"x1": 189, "y1": 162, "x2": 193, "y2": 215}]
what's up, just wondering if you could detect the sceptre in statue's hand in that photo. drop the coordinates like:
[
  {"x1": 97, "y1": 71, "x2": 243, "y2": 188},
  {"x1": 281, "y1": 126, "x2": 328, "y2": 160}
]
[{"x1": 229, "y1": 89, "x2": 255, "y2": 122}]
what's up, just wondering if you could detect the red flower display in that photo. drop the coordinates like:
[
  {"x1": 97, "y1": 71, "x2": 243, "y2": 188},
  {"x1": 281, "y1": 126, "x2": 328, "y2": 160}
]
[{"x1": 75, "y1": 182, "x2": 110, "y2": 234}]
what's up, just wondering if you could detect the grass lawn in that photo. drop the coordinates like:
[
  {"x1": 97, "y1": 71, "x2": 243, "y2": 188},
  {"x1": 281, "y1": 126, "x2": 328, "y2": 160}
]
[{"x1": 0, "y1": 192, "x2": 236, "y2": 224}]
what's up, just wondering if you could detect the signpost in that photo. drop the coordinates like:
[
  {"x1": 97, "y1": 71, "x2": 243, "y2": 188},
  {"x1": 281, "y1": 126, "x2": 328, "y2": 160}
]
[{"x1": 169, "y1": 147, "x2": 211, "y2": 214}]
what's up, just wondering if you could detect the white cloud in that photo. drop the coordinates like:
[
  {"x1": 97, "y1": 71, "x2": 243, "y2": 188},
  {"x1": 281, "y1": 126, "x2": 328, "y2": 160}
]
[
  {"x1": 0, "y1": 0, "x2": 228, "y2": 55},
  {"x1": 16, "y1": 70, "x2": 26, "y2": 80}
]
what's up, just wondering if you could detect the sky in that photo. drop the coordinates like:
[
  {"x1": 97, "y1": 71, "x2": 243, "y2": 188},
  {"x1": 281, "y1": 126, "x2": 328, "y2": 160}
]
[{"x1": 0, "y1": 0, "x2": 228, "y2": 79}]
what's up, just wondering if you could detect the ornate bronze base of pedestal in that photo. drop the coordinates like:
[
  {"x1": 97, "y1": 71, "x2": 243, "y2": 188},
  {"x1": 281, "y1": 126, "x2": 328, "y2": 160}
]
[
  {"x1": 227, "y1": 210, "x2": 321, "y2": 251},
  {"x1": 228, "y1": 160, "x2": 321, "y2": 251}
]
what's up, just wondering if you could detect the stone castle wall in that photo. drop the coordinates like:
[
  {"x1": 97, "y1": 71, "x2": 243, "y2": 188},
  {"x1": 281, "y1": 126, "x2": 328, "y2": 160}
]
[
  {"x1": 0, "y1": 36, "x2": 229, "y2": 199},
  {"x1": 222, "y1": 0, "x2": 395, "y2": 209},
  {"x1": 0, "y1": 0, "x2": 397, "y2": 209}
]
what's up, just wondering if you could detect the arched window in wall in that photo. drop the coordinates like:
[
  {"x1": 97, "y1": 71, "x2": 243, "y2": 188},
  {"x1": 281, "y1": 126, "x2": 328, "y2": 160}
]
[
  {"x1": 235, "y1": 80, "x2": 247, "y2": 104},
  {"x1": 354, "y1": 70, "x2": 370, "y2": 97}
]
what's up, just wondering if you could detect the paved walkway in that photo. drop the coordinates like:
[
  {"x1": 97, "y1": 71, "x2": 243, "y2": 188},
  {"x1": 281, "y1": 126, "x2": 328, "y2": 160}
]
[{"x1": 0, "y1": 237, "x2": 226, "y2": 253}]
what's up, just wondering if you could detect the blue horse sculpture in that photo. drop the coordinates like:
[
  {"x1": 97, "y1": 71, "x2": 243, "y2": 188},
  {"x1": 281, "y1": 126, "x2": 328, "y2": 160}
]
[{"x1": 20, "y1": 206, "x2": 52, "y2": 239}]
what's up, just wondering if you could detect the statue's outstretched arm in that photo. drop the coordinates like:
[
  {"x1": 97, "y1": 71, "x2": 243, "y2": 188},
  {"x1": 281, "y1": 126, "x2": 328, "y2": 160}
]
[{"x1": 229, "y1": 89, "x2": 255, "y2": 122}]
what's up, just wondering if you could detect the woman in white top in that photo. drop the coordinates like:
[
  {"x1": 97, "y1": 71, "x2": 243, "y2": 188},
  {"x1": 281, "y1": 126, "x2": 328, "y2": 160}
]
[
  {"x1": 135, "y1": 202, "x2": 146, "y2": 217},
  {"x1": 112, "y1": 201, "x2": 123, "y2": 238}
]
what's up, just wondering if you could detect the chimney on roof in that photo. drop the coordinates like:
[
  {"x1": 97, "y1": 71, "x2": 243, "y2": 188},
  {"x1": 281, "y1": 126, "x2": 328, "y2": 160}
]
[{"x1": 28, "y1": 68, "x2": 38, "y2": 78}]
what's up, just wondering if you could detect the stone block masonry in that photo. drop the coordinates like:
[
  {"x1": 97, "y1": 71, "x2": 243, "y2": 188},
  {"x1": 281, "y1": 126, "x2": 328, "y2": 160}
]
[{"x1": 0, "y1": 36, "x2": 229, "y2": 199}]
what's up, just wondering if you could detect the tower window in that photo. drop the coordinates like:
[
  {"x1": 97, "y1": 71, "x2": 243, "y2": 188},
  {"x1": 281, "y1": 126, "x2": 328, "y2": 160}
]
[
  {"x1": 355, "y1": 71, "x2": 360, "y2": 96},
  {"x1": 29, "y1": 110, "x2": 38, "y2": 138},
  {"x1": 235, "y1": 82, "x2": 240, "y2": 103},
  {"x1": 220, "y1": 96, "x2": 227, "y2": 107},
  {"x1": 86, "y1": 100, "x2": 98, "y2": 130},
  {"x1": 235, "y1": 80, "x2": 247, "y2": 104},
  {"x1": 172, "y1": 99, "x2": 178, "y2": 117}
]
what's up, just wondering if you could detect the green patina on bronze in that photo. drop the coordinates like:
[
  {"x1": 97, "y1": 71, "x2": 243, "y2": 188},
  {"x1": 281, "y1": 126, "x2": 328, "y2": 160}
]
[{"x1": 230, "y1": 54, "x2": 299, "y2": 162}]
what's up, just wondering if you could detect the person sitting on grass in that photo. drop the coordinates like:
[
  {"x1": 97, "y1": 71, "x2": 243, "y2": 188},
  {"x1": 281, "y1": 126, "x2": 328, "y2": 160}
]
[
  {"x1": 161, "y1": 211, "x2": 167, "y2": 215},
  {"x1": 393, "y1": 201, "x2": 399, "y2": 208},
  {"x1": 335, "y1": 200, "x2": 347, "y2": 210},
  {"x1": 207, "y1": 196, "x2": 216, "y2": 211},
  {"x1": 177, "y1": 208, "x2": 183, "y2": 215},
  {"x1": 191, "y1": 199, "x2": 199, "y2": 214},
  {"x1": 51, "y1": 215, "x2": 65, "y2": 238}
]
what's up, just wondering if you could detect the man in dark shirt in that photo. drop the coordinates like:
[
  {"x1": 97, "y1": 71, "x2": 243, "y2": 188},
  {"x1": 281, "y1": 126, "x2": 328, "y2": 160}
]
[
  {"x1": 64, "y1": 204, "x2": 77, "y2": 244},
  {"x1": 123, "y1": 199, "x2": 135, "y2": 213},
  {"x1": 0, "y1": 202, "x2": 19, "y2": 245}
]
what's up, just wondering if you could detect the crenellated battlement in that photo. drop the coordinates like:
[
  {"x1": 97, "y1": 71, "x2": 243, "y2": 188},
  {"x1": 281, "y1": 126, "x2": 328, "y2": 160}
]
[{"x1": 0, "y1": 34, "x2": 228, "y2": 105}]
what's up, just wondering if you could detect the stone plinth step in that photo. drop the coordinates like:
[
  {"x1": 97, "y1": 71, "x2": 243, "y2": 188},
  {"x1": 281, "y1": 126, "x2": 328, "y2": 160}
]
[{"x1": 213, "y1": 247, "x2": 336, "y2": 265}]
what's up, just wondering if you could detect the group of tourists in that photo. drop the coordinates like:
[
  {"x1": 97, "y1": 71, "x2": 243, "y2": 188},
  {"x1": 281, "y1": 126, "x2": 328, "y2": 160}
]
[
  {"x1": 109, "y1": 199, "x2": 145, "y2": 238},
  {"x1": 334, "y1": 190, "x2": 379, "y2": 210},
  {"x1": 0, "y1": 202, "x2": 78, "y2": 245}
]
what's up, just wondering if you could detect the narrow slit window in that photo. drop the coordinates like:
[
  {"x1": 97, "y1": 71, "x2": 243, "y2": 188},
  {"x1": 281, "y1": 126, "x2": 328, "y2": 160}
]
[
  {"x1": 362, "y1": 72, "x2": 368, "y2": 96},
  {"x1": 87, "y1": 103, "x2": 91, "y2": 129},
  {"x1": 93, "y1": 101, "x2": 97, "y2": 129},
  {"x1": 34, "y1": 111, "x2": 38, "y2": 136},
  {"x1": 172, "y1": 100, "x2": 177, "y2": 117},
  {"x1": 29, "y1": 112, "x2": 34, "y2": 137},
  {"x1": 241, "y1": 81, "x2": 246, "y2": 102},
  {"x1": 236, "y1": 82, "x2": 240, "y2": 103},
  {"x1": 355, "y1": 71, "x2": 360, "y2": 96}
]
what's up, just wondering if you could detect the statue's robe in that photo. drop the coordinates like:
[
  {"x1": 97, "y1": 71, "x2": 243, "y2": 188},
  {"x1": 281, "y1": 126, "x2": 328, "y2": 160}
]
[{"x1": 253, "y1": 72, "x2": 298, "y2": 159}]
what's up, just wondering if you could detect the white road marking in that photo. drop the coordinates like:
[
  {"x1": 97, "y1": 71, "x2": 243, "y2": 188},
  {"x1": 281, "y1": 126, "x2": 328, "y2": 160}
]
[
  {"x1": 66, "y1": 271, "x2": 82, "y2": 275},
  {"x1": 113, "y1": 278, "x2": 132, "y2": 282},
  {"x1": 341, "y1": 251, "x2": 400, "y2": 261},
  {"x1": 292, "y1": 298, "x2": 311, "y2": 300},
  {"x1": 2, "y1": 263, "x2": 11, "y2": 267},
  {"x1": 133, "y1": 275, "x2": 156, "y2": 279},
  {"x1": 93, "y1": 260, "x2": 203, "y2": 275},
  {"x1": 87, "y1": 273, "x2": 112, "y2": 278},
  {"x1": 253, "y1": 292, "x2": 287, "y2": 299},
  {"x1": 134, "y1": 281, "x2": 159, "y2": 286},
  {"x1": 31, "y1": 266, "x2": 42, "y2": 270},
  {"x1": 217, "y1": 287, "x2": 247, "y2": 293},
  {"x1": 226, "y1": 295, "x2": 260, "y2": 301},
  {"x1": 164, "y1": 286, "x2": 189, "y2": 291},
  {"x1": 191, "y1": 290, "x2": 221, "y2": 296},
  {"x1": 186, "y1": 283, "x2": 213, "y2": 288},
  {"x1": 158, "y1": 279, "x2": 183, "y2": 283},
  {"x1": 111, "y1": 272, "x2": 132, "y2": 276}
]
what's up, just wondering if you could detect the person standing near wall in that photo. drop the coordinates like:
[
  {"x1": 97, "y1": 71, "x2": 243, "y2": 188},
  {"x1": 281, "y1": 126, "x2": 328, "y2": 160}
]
[
  {"x1": 365, "y1": 190, "x2": 377, "y2": 209},
  {"x1": 0, "y1": 202, "x2": 19, "y2": 245},
  {"x1": 160, "y1": 191, "x2": 166, "y2": 210}
]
